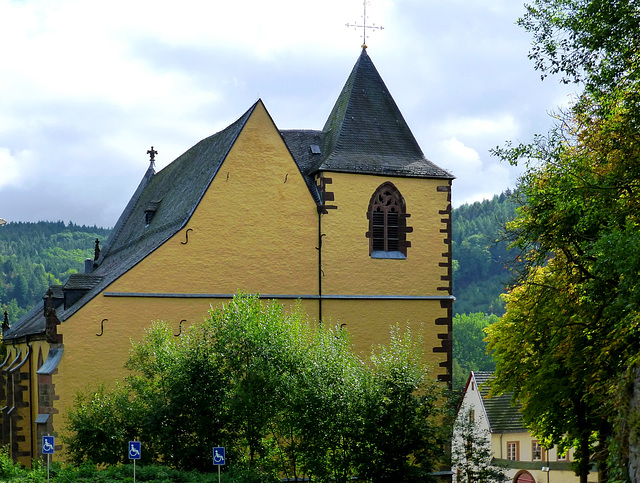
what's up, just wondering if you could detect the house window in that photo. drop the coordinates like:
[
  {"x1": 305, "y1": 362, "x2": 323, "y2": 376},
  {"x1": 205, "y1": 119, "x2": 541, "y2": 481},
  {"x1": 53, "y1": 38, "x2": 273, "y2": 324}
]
[
  {"x1": 557, "y1": 449, "x2": 569, "y2": 461},
  {"x1": 366, "y1": 182, "x2": 411, "y2": 258},
  {"x1": 507, "y1": 441, "x2": 519, "y2": 461},
  {"x1": 532, "y1": 441, "x2": 544, "y2": 461}
]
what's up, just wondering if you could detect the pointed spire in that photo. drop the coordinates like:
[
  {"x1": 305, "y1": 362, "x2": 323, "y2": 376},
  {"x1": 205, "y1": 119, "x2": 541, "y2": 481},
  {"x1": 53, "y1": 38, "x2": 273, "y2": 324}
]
[{"x1": 318, "y1": 49, "x2": 452, "y2": 179}]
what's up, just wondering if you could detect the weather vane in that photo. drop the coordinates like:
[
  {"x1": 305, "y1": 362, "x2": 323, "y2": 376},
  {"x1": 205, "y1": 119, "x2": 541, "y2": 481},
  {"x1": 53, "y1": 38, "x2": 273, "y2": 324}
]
[{"x1": 346, "y1": 0, "x2": 384, "y2": 49}]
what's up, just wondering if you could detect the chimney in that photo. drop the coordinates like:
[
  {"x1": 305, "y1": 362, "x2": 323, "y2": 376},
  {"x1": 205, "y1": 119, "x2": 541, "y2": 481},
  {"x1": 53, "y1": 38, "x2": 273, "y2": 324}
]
[{"x1": 84, "y1": 258, "x2": 94, "y2": 274}]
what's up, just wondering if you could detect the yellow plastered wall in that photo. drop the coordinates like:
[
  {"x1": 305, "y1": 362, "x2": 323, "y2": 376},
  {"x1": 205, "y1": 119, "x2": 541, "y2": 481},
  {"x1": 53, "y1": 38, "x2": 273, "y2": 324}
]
[
  {"x1": 53, "y1": 103, "x2": 452, "y2": 445},
  {"x1": 56, "y1": 102, "x2": 320, "y2": 438},
  {"x1": 108, "y1": 101, "x2": 318, "y2": 296},
  {"x1": 320, "y1": 173, "x2": 450, "y2": 296},
  {"x1": 318, "y1": 172, "x2": 451, "y2": 377},
  {"x1": 56, "y1": 296, "x2": 319, "y2": 438},
  {"x1": 321, "y1": 299, "x2": 449, "y2": 379}
]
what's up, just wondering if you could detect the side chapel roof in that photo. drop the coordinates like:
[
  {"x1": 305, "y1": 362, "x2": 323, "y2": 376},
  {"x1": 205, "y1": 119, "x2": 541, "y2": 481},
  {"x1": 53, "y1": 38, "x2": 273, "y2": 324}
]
[
  {"x1": 4, "y1": 49, "x2": 453, "y2": 340},
  {"x1": 471, "y1": 371, "x2": 526, "y2": 434}
]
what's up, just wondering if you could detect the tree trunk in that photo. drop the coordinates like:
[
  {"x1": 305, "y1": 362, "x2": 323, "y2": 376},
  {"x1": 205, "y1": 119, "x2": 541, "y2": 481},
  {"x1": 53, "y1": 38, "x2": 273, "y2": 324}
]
[
  {"x1": 575, "y1": 398, "x2": 590, "y2": 483},
  {"x1": 628, "y1": 364, "x2": 640, "y2": 483},
  {"x1": 579, "y1": 433, "x2": 590, "y2": 483}
]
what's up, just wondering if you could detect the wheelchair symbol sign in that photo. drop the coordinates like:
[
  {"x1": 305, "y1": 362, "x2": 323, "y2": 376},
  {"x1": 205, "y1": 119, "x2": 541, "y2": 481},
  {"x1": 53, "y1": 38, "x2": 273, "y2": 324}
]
[
  {"x1": 42, "y1": 436, "x2": 55, "y2": 454},
  {"x1": 213, "y1": 447, "x2": 225, "y2": 465},
  {"x1": 129, "y1": 441, "x2": 141, "y2": 460}
]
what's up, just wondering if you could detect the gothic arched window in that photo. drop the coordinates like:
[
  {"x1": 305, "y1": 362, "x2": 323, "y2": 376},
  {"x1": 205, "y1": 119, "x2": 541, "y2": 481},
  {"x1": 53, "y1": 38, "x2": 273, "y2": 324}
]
[{"x1": 366, "y1": 182, "x2": 411, "y2": 258}]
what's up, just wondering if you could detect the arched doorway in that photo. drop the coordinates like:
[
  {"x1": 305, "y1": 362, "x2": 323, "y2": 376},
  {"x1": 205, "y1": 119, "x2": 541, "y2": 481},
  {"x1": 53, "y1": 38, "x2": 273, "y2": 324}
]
[{"x1": 514, "y1": 470, "x2": 535, "y2": 483}]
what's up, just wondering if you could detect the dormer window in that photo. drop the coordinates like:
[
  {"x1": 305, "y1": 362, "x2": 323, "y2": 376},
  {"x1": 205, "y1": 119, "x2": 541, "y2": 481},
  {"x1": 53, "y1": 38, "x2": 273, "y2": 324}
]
[
  {"x1": 366, "y1": 182, "x2": 411, "y2": 259},
  {"x1": 144, "y1": 201, "x2": 161, "y2": 226}
]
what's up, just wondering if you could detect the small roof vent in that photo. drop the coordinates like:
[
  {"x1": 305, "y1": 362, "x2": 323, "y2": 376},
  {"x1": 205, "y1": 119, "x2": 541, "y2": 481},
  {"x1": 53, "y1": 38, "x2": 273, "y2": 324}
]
[
  {"x1": 144, "y1": 200, "x2": 161, "y2": 225},
  {"x1": 310, "y1": 144, "x2": 321, "y2": 155}
]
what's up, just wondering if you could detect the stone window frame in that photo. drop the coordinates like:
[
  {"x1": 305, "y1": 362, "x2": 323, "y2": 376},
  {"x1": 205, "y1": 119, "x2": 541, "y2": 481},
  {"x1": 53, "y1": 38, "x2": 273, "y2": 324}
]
[{"x1": 366, "y1": 181, "x2": 412, "y2": 259}]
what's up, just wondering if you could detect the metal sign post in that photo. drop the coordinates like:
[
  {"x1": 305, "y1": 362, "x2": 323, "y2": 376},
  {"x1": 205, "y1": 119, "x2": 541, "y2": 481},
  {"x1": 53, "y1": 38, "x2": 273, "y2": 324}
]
[
  {"x1": 213, "y1": 447, "x2": 225, "y2": 483},
  {"x1": 42, "y1": 435, "x2": 55, "y2": 483},
  {"x1": 129, "y1": 441, "x2": 141, "y2": 483}
]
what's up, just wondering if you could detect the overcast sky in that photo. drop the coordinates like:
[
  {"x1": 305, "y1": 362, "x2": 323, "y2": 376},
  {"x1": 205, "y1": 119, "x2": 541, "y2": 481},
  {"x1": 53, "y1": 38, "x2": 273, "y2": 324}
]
[{"x1": 0, "y1": 0, "x2": 574, "y2": 228}]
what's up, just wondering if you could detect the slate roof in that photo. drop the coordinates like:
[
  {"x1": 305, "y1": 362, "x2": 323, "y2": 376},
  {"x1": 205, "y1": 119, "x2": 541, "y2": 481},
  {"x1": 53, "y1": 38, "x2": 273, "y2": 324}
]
[
  {"x1": 63, "y1": 274, "x2": 103, "y2": 291},
  {"x1": 280, "y1": 49, "x2": 452, "y2": 201},
  {"x1": 5, "y1": 49, "x2": 454, "y2": 341},
  {"x1": 473, "y1": 371, "x2": 526, "y2": 433},
  {"x1": 279, "y1": 129, "x2": 325, "y2": 204},
  {"x1": 312, "y1": 49, "x2": 452, "y2": 179}
]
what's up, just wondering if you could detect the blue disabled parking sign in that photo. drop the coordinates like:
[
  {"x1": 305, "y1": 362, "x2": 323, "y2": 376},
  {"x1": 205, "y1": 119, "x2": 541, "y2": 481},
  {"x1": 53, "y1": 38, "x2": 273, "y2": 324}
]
[
  {"x1": 42, "y1": 435, "x2": 55, "y2": 454},
  {"x1": 129, "y1": 441, "x2": 141, "y2": 460},
  {"x1": 213, "y1": 447, "x2": 225, "y2": 465}
]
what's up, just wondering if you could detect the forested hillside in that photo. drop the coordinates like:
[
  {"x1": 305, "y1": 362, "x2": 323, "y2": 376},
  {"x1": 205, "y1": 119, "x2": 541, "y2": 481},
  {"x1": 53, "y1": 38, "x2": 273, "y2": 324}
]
[
  {"x1": 0, "y1": 221, "x2": 111, "y2": 322},
  {"x1": 450, "y1": 192, "x2": 519, "y2": 389},
  {"x1": 452, "y1": 191, "x2": 518, "y2": 315}
]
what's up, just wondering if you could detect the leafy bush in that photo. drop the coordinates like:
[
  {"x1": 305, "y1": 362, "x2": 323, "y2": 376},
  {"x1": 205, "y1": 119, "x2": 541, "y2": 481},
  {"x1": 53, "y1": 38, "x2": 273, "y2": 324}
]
[{"x1": 65, "y1": 294, "x2": 445, "y2": 482}]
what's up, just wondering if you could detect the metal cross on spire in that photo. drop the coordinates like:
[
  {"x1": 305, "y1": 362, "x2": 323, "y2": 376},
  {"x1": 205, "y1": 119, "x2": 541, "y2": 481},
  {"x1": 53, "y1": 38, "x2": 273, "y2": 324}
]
[{"x1": 346, "y1": 0, "x2": 384, "y2": 49}]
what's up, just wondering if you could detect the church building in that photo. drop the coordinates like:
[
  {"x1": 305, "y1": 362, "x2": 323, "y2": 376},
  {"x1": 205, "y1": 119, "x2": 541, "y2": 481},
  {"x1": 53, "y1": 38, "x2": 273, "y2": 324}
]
[{"x1": 1, "y1": 48, "x2": 454, "y2": 465}]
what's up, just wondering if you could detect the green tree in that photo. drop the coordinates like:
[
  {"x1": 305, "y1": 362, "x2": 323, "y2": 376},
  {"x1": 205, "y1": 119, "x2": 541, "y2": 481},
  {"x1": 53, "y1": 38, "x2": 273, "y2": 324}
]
[
  {"x1": 0, "y1": 221, "x2": 110, "y2": 320},
  {"x1": 520, "y1": 0, "x2": 640, "y2": 97},
  {"x1": 452, "y1": 313, "x2": 498, "y2": 390},
  {"x1": 487, "y1": 2, "x2": 640, "y2": 481},
  {"x1": 489, "y1": 86, "x2": 640, "y2": 482},
  {"x1": 357, "y1": 326, "x2": 445, "y2": 482},
  {"x1": 486, "y1": 259, "x2": 602, "y2": 480},
  {"x1": 452, "y1": 193, "x2": 518, "y2": 316},
  {"x1": 64, "y1": 383, "x2": 144, "y2": 466},
  {"x1": 65, "y1": 294, "x2": 445, "y2": 481}
]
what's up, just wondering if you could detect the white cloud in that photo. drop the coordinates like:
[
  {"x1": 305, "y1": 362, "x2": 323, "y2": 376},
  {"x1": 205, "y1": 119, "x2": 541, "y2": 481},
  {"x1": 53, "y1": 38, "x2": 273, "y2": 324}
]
[
  {"x1": 435, "y1": 137, "x2": 514, "y2": 207},
  {"x1": 0, "y1": 148, "x2": 30, "y2": 189},
  {"x1": 435, "y1": 114, "x2": 520, "y2": 143}
]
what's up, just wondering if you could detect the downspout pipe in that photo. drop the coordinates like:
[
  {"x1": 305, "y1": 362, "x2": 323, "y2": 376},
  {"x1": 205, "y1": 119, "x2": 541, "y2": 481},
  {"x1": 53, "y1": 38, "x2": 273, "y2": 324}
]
[{"x1": 317, "y1": 211, "x2": 323, "y2": 324}]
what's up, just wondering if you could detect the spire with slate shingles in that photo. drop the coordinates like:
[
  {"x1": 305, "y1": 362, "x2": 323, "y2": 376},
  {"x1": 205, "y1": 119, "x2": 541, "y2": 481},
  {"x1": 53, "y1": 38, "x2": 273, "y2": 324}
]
[{"x1": 318, "y1": 49, "x2": 452, "y2": 179}]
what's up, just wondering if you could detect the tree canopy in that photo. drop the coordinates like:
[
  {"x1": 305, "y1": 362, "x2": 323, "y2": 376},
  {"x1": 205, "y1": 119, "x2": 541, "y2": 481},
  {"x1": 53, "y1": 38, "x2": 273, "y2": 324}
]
[
  {"x1": 520, "y1": 0, "x2": 640, "y2": 96},
  {"x1": 452, "y1": 192, "x2": 518, "y2": 316},
  {"x1": 488, "y1": 2, "x2": 640, "y2": 481},
  {"x1": 65, "y1": 294, "x2": 446, "y2": 482},
  {"x1": 452, "y1": 313, "x2": 498, "y2": 391}
]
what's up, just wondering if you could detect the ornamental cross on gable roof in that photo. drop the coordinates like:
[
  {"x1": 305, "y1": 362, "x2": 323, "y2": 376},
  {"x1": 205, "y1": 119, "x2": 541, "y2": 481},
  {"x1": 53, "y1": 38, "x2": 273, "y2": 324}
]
[{"x1": 147, "y1": 146, "x2": 158, "y2": 170}]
